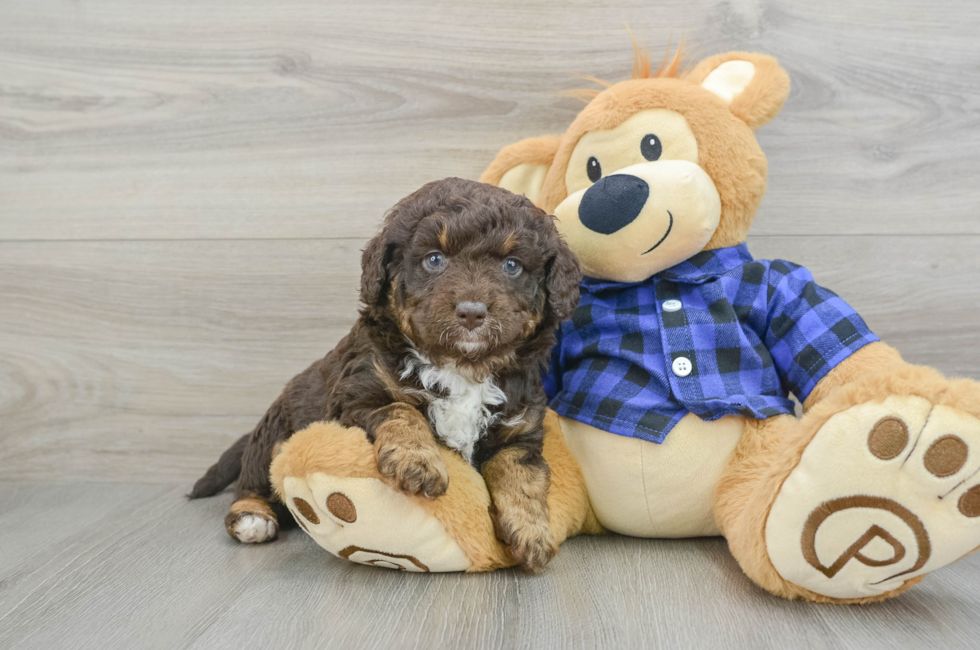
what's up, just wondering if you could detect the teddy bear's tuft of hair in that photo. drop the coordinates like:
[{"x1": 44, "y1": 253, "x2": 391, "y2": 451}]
[{"x1": 565, "y1": 35, "x2": 688, "y2": 103}]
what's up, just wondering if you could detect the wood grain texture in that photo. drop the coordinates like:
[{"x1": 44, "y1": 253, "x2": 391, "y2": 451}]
[
  {"x1": 1, "y1": 235, "x2": 979, "y2": 483},
  {"x1": 1, "y1": 482, "x2": 979, "y2": 650},
  {"x1": 3, "y1": 0, "x2": 980, "y2": 647},
  {"x1": 1, "y1": 0, "x2": 979, "y2": 240}
]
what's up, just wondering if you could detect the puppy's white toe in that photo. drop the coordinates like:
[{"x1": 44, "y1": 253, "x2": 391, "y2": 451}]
[{"x1": 232, "y1": 514, "x2": 278, "y2": 544}]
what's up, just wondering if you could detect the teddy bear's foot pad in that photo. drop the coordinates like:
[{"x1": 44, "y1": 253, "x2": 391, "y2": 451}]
[
  {"x1": 282, "y1": 473, "x2": 470, "y2": 572},
  {"x1": 766, "y1": 395, "x2": 980, "y2": 599}
]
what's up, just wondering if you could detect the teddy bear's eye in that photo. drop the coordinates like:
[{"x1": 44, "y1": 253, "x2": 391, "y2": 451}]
[
  {"x1": 641, "y1": 134, "x2": 662, "y2": 161},
  {"x1": 586, "y1": 156, "x2": 602, "y2": 183}
]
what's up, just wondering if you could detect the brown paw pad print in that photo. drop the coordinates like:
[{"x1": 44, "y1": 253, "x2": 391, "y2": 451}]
[
  {"x1": 291, "y1": 491, "x2": 357, "y2": 532},
  {"x1": 959, "y1": 486, "x2": 980, "y2": 518},
  {"x1": 326, "y1": 492, "x2": 357, "y2": 523},
  {"x1": 867, "y1": 417, "x2": 908, "y2": 461},
  {"x1": 866, "y1": 416, "x2": 977, "y2": 518}
]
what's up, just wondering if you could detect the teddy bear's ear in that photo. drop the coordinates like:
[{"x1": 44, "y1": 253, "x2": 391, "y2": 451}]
[
  {"x1": 685, "y1": 52, "x2": 790, "y2": 129},
  {"x1": 479, "y1": 135, "x2": 562, "y2": 206}
]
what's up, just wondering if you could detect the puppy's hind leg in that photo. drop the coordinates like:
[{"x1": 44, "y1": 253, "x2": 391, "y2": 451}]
[
  {"x1": 225, "y1": 493, "x2": 280, "y2": 544},
  {"x1": 225, "y1": 397, "x2": 293, "y2": 544}
]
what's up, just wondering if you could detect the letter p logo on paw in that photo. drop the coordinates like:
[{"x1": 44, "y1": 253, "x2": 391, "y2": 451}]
[{"x1": 801, "y1": 496, "x2": 930, "y2": 582}]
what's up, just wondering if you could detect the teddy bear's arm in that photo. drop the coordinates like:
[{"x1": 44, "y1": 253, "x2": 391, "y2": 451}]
[
  {"x1": 802, "y1": 341, "x2": 906, "y2": 411},
  {"x1": 763, "y1": 260, "x2": 884, "y2": 410}
]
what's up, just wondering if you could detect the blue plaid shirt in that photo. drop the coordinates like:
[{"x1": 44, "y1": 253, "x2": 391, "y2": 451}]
[{"x1": 543, "y1": 243, "x2": 878, "y2": 444}]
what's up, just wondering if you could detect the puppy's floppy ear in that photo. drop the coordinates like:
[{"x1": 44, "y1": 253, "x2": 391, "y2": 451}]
[
  {"x1": 480, "y1": 135, "x2": 561, "y2": 207},
  {"x1": 360, "y1": 227, "x2": 394, "y2": 307},
  {"x1": 544, "y1": 233, "x2": 581, "y2": 323}
]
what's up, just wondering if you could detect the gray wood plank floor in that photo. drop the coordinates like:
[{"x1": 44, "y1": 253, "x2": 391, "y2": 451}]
[
  {"x1": 1, "y1": 482, "x2": 979, "y2": 650},
  {"x1": 2, "y1": 0, "x2": 980, "y2": 648}
]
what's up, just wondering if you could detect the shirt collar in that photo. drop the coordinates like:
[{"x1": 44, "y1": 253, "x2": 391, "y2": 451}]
[
  {"x1": 658, "y1": 243, "x2": 754, "y2": 283},
  {"x1": 582, "y1": 243, "x2": 754, "y2": 289}
]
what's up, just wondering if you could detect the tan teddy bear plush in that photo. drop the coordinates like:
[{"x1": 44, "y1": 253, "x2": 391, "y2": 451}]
[{"x1": 272, "y1": 45, "x2": 980, "y2": 603}]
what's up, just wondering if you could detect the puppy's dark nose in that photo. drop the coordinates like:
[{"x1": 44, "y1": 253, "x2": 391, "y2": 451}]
[
  {"x1": 455, "y1": 301, "x2": 487, "y2": 331},
  {"x1": 579, "y1": 174, "x2": 650, "y2": 235}
]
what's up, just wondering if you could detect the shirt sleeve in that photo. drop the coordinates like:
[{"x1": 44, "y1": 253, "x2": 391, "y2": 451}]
[{"x1": 764, "y1": 260, "x2": 879, "y2": 402}]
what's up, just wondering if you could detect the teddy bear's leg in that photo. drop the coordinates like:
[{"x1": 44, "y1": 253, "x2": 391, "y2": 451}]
[
  {"x1": 270, "y1": 411, "x2": 596, "y2": 572},
  {"x1": 715, "y1": 364, "x2": 980, "y2": 603}
]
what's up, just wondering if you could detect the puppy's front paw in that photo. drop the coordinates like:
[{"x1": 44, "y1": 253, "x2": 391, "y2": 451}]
[
  {"x1": 492, "y1": 508, "x2": 558, "y2": 573},
  {"x1": 376, "y1": 443, "x2": 449, "y2": 499}
]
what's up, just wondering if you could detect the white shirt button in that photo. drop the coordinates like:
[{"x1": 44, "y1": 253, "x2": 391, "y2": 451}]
[
  {"x1": 672, "y1": 357, "x2": 693, "y2": 377},
  {"x1": 662, "y1": 299, "x2": 682, "y2": 312}
]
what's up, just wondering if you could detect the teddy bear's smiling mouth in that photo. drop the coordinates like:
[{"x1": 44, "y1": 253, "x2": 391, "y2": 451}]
[{"x1": 641, "y1": 211, "x2": 673, "y2": 255}]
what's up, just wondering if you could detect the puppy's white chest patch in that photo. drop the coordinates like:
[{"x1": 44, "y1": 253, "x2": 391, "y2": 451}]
[{"x1": 402, "y1": 353, "x2": 506, "y2": 462}]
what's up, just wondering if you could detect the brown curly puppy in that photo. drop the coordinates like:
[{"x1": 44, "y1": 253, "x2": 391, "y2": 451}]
[{"x1": 190, "y1": 177, "x2": 581, "y2": 571}]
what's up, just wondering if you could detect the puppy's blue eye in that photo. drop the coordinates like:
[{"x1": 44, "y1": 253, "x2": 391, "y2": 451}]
[
  {"x1": 502, "y1": 258, "x2": 522, "y2": 277},
  {"x1": 423, "y1": 251, "x2": 445, "y2": 272}
]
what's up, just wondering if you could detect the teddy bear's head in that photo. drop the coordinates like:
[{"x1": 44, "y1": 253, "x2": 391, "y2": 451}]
[{"x1": 481, "y1": 47, "x2": 790, "y2": 282}]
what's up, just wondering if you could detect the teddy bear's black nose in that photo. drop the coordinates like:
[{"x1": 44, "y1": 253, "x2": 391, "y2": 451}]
[{"x1": 578, "y1": 174, "x2": 650, "y2": 235}]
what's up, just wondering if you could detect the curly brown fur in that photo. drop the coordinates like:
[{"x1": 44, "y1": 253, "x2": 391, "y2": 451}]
[
  {"x1": 191, "y1": 178, "x2": 581, "y2": 564},
  {"x1": 373, "y1": 403, "x2": 449, "y2": 499},
  {"x1": 483, "y1": 445, "x2": 557, "y2": 572}
]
